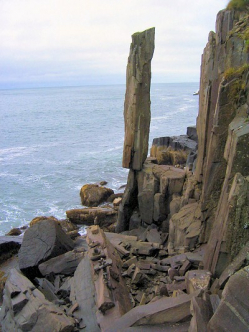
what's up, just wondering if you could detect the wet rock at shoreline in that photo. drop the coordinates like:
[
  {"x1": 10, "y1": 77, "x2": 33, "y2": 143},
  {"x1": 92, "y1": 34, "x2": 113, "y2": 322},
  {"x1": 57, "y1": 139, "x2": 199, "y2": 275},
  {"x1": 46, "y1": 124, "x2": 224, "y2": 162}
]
[
  {"x1": 5, "y1": 228, "x2": 22, "y2": 236},
  {"x1": 66, "y1": 207, "x2": 117, "y2": 228},
  {"x1": 19, "y1": 219, "x2": 74, "y2": 279},
  {"x1": 80, "y1": 184, "x2": 114, "y2": 207}
]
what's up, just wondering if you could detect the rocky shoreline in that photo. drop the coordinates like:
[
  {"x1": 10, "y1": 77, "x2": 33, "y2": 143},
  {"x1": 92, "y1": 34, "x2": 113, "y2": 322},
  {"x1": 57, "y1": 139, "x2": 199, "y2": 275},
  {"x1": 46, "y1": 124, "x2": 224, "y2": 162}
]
[{"x1": 1, "y1": 4, "x2": 249, "y2": 332}]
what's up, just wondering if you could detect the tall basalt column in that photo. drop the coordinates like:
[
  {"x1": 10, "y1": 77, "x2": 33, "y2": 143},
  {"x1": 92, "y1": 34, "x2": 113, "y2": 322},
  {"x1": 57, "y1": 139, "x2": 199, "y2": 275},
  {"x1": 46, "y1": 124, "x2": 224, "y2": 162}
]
[
  {"x1": 117, "y1": 28, "x2": 155, "y2": 233},
  {"x1": 122, "y1": 27, "x2": 155, "y2": 171}
]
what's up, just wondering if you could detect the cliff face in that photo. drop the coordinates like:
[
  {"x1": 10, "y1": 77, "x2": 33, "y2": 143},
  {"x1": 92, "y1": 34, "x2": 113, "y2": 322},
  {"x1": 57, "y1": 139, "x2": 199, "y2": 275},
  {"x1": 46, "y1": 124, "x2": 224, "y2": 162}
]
[
  {"x1": 118, "y1": 8, "x2": 249, "y2": 279},
  {"x1": 195, "y1": 9, "x2": 249, "y2": 275}
]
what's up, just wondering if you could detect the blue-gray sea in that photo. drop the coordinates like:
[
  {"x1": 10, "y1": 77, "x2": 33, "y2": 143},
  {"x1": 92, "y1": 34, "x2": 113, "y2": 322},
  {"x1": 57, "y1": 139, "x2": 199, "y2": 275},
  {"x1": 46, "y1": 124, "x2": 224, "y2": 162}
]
[{"x1": 0, "y1": 83, "x2": 199, "y2": 235}]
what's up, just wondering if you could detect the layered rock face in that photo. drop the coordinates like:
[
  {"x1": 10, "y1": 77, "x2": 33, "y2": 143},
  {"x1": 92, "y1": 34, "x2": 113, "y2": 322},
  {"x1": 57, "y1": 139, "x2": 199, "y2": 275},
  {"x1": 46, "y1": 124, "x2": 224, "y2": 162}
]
[
  {"x1": 122, "y1": 27, "x2": 155, "y2": 170},
  {"x1": 195, "y1": 10, "x2": 249, "y2": 275}
]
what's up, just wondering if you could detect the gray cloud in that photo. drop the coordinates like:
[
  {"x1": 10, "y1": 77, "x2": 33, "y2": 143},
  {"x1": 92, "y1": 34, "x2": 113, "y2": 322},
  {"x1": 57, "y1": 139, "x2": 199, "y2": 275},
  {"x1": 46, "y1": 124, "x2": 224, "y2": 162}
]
[{"x1": 0, "y1": 0, "x2": 228, "y2": 88}]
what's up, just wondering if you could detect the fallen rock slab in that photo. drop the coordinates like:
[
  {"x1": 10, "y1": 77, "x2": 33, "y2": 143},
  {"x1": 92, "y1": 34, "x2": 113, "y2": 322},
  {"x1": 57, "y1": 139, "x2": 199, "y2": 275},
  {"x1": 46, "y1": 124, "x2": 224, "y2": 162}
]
[
  {"x1": 123, "y1": 320, "x2": 190, "y2": 331},
  {"x1": 18, "y1": 219, "x2": 74, "y2": 279},
  {"x1": 105, "y1": 291, "x2": 199, "y2": 332},
  {"x1": 39, "y1": 248, "x2": 85, "y2": 276},
  {"x1": 0, "y1": 268, "x2": 74, "y2": 332},
  {"x1": 66, "y1": 207, "x2": 117, "y2": 227},
  {"x1": 208, "y1": 266, "x2": 249, "y2": 332}
]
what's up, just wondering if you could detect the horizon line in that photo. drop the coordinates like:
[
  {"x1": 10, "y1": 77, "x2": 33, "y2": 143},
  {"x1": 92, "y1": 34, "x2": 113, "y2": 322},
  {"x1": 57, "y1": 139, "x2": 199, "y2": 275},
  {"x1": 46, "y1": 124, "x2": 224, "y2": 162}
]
[{"x1": 0, "y1": 81, "x2": 199, "y2": 91}]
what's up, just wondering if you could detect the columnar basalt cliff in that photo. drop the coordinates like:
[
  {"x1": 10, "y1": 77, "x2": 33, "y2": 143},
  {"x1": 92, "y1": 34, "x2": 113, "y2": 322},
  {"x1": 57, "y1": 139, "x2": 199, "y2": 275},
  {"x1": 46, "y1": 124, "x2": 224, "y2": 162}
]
[{"x1": 196, "y1": 9, "x2": 249, "y2": 275}]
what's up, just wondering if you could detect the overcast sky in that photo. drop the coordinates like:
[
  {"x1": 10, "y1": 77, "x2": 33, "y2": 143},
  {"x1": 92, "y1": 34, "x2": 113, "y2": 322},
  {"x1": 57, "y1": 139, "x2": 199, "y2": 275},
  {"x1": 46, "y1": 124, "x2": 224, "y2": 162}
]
[{"x1": 0, "y1": 0, "x2": 228, "y2": 89}]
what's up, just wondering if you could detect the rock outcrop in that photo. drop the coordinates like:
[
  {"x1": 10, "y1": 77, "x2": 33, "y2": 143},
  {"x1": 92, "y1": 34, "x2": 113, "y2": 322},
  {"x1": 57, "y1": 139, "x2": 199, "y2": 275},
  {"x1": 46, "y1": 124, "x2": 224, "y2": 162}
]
[
  {"x1": 122, "y1": 27, "x2": 155, "y2": 170},
  {"x1": 150, "y1": 126, "x2": 198, "y2": 167},
  {"x1": 195, "y1": 10, "x2": 249, "y2": 275}
]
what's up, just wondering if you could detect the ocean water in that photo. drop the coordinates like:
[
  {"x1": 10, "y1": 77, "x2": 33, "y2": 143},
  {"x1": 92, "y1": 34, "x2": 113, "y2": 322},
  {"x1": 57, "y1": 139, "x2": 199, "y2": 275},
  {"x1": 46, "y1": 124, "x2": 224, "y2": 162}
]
[{"x1": 0, "y1": 83, "x2": 199, "y2": 235}]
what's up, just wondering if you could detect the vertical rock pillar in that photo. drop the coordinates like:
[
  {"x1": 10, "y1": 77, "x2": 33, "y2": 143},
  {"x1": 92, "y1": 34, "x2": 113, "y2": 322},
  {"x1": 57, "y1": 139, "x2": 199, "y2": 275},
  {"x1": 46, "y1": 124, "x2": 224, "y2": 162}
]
[
  {"x1": 117, "y1": 28, "x2": 155, "y2": 232},
  {"x1": 122, "y1": 27, "x2": 155, "y2": 170}
]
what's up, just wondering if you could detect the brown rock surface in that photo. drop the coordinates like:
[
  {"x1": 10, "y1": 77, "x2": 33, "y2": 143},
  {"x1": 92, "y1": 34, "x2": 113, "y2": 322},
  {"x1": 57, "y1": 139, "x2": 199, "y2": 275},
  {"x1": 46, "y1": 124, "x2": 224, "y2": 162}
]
[
  {"x1": 30, "y1": 215, "x2": 58, "y2": 226},
  {"x1": 80, "y1": 184, "x2": 114, "y2": 207},
  {"x1": 66, "y1": 207, "x2": 117, "y2": 227},
  {"x1": 5, "y1": 228, "x2": 22, "y2": 236},
  {"x1": 122, "y1": 28, "x2": 155, "y2": 170}
]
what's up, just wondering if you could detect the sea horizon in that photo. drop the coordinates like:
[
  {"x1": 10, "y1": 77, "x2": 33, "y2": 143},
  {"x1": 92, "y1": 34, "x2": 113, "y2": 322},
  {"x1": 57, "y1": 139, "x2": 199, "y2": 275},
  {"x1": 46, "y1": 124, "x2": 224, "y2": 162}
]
[{"x1": 0, "y1": 81, "x2": 199, "y2": 91}]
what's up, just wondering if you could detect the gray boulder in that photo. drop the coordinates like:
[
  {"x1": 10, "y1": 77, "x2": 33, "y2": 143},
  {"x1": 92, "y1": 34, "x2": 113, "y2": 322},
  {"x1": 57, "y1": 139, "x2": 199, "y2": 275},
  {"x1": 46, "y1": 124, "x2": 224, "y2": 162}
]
[
  {"x1": 19, "y1": 219, "x2": 74, "y2": 279},
  {"x1": 39, "y1": 249, "x2": 85, "y2": 276}
]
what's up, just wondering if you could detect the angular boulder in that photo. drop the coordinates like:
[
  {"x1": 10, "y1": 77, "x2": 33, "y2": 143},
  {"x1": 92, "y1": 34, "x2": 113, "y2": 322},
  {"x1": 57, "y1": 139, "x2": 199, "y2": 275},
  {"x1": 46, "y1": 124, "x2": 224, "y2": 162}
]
[
  {"x1": 122, "y1": 27, "x2": 155, "y2": 171},
  {"x1": 38, "y1": 249, "x2": 85, "y2": 276},
  {"x1": 208, "y1": 266, "x2": 249, "y2": 332},
  {"x1": 80, "y1": 184, "x2": 114, "y2": 207},
  {"x1": 0, "y1": 268, "x2": 74, "y2": 332},
  {"x1": 19, "y1": 219, "x2": 74, "y2": 278}
]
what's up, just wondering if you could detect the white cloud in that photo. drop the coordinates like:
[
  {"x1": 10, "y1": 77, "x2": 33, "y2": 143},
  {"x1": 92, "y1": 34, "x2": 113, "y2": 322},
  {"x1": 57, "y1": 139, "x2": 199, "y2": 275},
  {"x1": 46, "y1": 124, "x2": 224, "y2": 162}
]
[{"x1": 0, "y1": 0, "x2": 229, "y2": 88}]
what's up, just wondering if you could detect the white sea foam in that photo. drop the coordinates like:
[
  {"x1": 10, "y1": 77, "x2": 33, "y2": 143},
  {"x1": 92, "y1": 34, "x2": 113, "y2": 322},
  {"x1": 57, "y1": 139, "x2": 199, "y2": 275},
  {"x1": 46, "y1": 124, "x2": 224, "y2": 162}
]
[{"x1": 151, "y1": 115, "x2": 169, "y2": 121}]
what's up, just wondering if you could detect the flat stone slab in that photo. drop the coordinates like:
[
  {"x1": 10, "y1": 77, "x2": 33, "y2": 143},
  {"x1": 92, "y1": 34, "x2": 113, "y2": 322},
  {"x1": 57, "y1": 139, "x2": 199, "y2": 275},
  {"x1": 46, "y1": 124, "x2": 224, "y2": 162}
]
[
  {"x1": 105, "y1": 291, "x2": 199, "y2": 332},
  {"x1": 39, "y1": 249, "x2": 85, "y2": 276},
  {"x1": 66, "y1": 207, "x2": 117, "y2": 226},
  {"x1": 70, "y1": 256, "x2": 101, "y2": 332}
]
